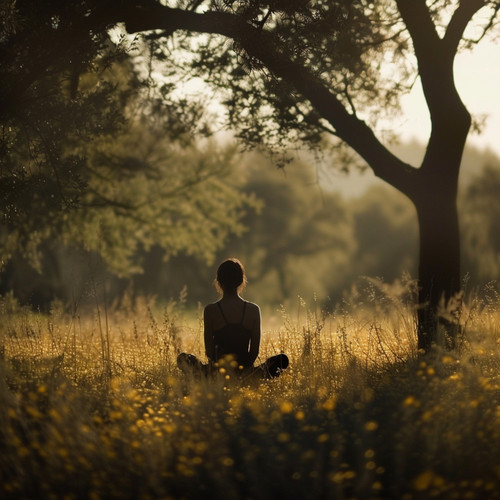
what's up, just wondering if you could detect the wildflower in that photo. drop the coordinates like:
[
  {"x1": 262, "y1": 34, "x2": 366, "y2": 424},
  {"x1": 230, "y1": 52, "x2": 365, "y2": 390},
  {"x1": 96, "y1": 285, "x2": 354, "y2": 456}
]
[
  {"x1": 280, "y1": 401, "x2": 293, "y2": 414},
  {"x1": 403, "y1": 396, "x2": 418, "y2": 407},
  {"x1": 365, "y1": 421, "x2": 378, "y2": 431},
  {"x1": 422, "y1": 410, "x2": 432, "y2": 421},
  {"x1": 322, "y1": 397, "x2": 336, "y2": 411},
  {"x1": 278, "y1": 432, "x2": 290, "y2": 443},
  {"x1": 163, "y1": 423, "x2": 176, "y2": 434},
  {"x1": 413, "y1": 470, "x2": 444, "y2": 491},
  {"x1": 330, "y1": 472, "x2": 344, "y2": 483},
  {"x1": 317, "y1": 433, "x2": 329, "y2": 443}
]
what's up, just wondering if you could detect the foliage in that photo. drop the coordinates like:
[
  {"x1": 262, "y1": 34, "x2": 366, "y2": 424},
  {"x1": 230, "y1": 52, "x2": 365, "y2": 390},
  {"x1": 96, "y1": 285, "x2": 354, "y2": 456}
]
[
  {"x1": 217, "y1": 154, "x2": 354, "y2": 303},
  {"x1": 349, "y1": 185, "x2": 417, "y2": 283},
  {"x1": 3, "y1": 144, "x2": 500, "y2": 310},
  {"x1": 0, "y1": 2, "x2": 255, "y2": 275},
  {"x1": 63, "y1": 129, "x2": 258, "y2": 276},
  {"x1": 138, "y1": 0, "x2": 409, "y2": 156},
  {"x1": 462, "y1": 165, "x2": 500, "y2": 281},
  {"x1": 1, "y1": 292, "x2": 499, "y2": 499},
  {"x1": 0, "y1": 0, "x2": 121, "y2": 257}
]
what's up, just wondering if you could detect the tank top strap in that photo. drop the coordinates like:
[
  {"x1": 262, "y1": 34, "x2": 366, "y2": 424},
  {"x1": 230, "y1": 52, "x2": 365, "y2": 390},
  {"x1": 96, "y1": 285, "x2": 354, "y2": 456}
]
[{"x1": 217, "y1": 301, "x2": 228, "y2": 324}]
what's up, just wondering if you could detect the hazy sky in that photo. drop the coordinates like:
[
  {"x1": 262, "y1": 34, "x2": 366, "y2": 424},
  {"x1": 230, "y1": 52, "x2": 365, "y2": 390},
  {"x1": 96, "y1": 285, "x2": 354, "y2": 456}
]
[
  {"x1": 400, "y1": 40, "x2": 500, "y2": 155},
  {"x1": 322, "y1": 39, "x2": 500, "y2": 197}
]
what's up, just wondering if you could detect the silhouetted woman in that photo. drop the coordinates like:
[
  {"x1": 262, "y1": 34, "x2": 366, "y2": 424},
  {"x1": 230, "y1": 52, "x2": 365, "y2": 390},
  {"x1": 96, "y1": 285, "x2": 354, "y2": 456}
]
[{"x1": 177, "y1": 258, "x2": 289, "y2": 380}]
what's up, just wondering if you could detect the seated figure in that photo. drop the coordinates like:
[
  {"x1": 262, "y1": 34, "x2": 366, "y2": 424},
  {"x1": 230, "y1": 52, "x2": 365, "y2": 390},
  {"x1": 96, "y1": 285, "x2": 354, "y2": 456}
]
[{"x1": 177, "y1": 258, "x2": 289, "y2": 380}]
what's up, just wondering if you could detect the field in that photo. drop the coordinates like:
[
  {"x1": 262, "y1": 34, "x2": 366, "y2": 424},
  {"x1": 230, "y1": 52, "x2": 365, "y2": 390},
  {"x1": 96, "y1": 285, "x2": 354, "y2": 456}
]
[{"x1": 1, "y1": 288, "x2": 499, "y2": 500}]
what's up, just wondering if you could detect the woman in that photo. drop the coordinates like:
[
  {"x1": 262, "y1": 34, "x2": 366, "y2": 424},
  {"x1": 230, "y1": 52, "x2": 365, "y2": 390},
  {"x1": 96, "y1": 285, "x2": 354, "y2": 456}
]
[{"x1": 177, "y1": 258, "x2": 289, "y2": 380}]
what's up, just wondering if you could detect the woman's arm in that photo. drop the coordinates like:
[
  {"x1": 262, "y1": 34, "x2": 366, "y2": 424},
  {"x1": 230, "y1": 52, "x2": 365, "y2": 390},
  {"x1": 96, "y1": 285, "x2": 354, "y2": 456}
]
[
  {"x1": 203, "y1": 306, "x2": 215, "y2": 362},
  {"x1": 247, "y1": 304, "x2": 261, "y2": 366}
]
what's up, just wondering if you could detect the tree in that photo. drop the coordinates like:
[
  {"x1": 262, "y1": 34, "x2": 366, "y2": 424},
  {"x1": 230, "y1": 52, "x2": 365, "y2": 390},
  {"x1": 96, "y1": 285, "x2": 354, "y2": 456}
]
[
  {"x1": 0, "y1": 1, "x2": 256, "y2": 284},
  {"x1": 110, "y1": 0, "x2": 498, "y2": 351},
  {"x1": 3, "y1": 1, "x2": 499, "y2": 349}
]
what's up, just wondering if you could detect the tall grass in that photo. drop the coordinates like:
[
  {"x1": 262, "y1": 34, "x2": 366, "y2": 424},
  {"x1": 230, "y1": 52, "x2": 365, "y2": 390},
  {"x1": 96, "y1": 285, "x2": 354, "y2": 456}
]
[{"x1": 0, "y1": 286, "x2": 499, "y2": 499}]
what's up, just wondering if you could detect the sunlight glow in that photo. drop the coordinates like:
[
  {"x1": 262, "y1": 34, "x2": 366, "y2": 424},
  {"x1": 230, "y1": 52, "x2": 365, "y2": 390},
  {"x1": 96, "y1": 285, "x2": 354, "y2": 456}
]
[{"x1": 400, "y1": 41, "x2": 500, "y2": 155}]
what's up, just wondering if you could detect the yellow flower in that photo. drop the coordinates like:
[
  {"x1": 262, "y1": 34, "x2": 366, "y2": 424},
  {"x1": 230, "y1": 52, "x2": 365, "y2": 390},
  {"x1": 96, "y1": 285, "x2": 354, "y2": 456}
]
[
  {"x1": 403, "y1": 396, "x2": 418, "y2": 407},
  {"x1": 322, "y1": 397, "x2": 336, "y2": 411},
  {"x1": 317, "y1": 433, "x2": 329, "y2": 443},
  {"x1": 278, "y1": 432, "x2": 290, "y2": 443},
  {"x1": 413, "y1": 470, "x2": 444, "y2": 491}
]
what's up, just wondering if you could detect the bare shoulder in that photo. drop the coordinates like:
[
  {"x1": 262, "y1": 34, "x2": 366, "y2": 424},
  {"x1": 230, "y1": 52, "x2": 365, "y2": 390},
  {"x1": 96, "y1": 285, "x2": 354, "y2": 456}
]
[
  {"x1": 244, "y1": 301, "x2": 261, "y2": 318},
  {"x1": 204, "y1": 302, "x2": 219, "y2": 318}
]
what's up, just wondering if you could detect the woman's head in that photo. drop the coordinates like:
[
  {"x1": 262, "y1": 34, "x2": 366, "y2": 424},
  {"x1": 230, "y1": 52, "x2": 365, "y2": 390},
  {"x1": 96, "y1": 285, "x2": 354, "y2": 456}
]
[{"x1": 215, "y1": 258, "x2": 247, "y2": 294}]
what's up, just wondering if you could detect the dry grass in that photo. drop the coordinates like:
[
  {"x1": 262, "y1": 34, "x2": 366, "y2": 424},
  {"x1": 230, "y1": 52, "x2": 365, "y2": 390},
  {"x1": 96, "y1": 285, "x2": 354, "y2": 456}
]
[{"x1": 0, "y1": 288, "x2": 499, "y2": 499}]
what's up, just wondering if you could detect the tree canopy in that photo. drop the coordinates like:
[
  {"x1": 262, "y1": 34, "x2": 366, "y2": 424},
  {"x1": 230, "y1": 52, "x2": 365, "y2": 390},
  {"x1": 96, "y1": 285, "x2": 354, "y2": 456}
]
[{"x1": 0, "y1": 1, "x2": 256, "y2": 274}]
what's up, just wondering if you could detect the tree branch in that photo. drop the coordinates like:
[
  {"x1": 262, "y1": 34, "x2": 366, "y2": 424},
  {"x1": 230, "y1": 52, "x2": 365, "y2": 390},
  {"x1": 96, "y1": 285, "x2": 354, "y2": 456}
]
[
  {"x1": 443, "y1": 0, "x2": 486, "y2": 56},
  {"x1": 120, "y1": 2, "x2": 418, "y2": 197},
  {"x1": 396, "y1": 0, "x2": 473, "y2": 169},
  {"x1": 395, "y1": 0, "x2": 441, "y2": 58}
]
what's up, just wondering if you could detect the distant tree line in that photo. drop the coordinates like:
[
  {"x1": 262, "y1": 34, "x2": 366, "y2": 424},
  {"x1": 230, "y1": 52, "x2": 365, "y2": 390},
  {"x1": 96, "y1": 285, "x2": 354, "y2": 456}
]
[{"x1": 2, "y1": 144, "x2": 499, "y2": 312}]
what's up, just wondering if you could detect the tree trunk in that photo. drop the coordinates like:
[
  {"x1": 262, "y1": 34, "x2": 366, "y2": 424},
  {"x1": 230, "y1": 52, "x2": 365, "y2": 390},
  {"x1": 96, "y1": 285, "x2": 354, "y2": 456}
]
[{"x1": 414, "y1": 189, "x2": 461, "y2": 351}]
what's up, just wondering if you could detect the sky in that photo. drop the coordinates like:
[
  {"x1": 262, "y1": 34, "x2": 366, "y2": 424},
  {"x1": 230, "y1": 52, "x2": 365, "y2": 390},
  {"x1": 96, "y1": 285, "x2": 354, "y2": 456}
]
[
  {"x1": 400, "y1": 40, "x2": 500, "y2": 155},
  {"x1": 322, "y1": 39, "x2": 500, "y2": 197}
]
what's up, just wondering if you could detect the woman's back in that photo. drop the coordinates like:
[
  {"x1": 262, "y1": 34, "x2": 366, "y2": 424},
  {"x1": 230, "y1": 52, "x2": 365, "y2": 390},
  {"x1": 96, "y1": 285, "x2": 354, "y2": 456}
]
[
  {"x1": 204, "y1": 298, "x2": 260, "y2": 367},
  {"x1": 213, "y1": 301, "x2": 251, "y2": 365},
  {"x1": 205, "y1": 297, "x2": 259, "y2": 332}
]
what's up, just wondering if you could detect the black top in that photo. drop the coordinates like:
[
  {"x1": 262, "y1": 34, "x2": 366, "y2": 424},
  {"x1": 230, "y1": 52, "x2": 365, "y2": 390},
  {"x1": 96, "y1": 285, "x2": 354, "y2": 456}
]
[{"x1": 212, "y1": 301, "x2": 252, "y2": 366}]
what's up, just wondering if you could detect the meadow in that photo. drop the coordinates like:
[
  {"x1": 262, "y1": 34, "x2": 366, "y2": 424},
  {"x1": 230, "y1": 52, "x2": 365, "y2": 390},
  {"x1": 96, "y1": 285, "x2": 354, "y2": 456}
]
[{"x1": 1, "y1": 285, "x2": 499, "y2": 500}]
